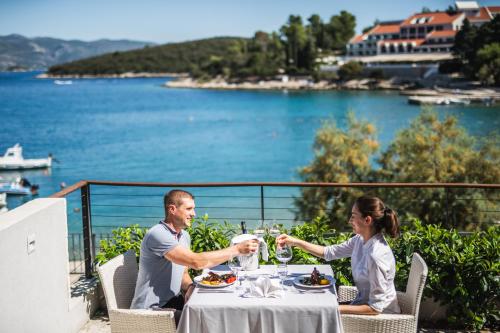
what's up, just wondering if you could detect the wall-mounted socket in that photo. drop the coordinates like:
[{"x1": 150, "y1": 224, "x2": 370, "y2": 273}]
[{"x1": 27, "y1": 233, "x2": 36, "y2": 254}]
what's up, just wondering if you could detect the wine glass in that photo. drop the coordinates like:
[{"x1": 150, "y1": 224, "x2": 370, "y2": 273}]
[
  {"x1": 275, "y1": 244, "x2": 292, "y2": 286},
  {"x1": 269, "y1": 221, "x2": 280, "y2": 238},
  {"x1": 227, "y1": 256, "x2": 242, "y2": 289},
  {"x1": 276, "y1": 244, "x2": 292, "y2": 264},
  {"x1": 253, "y1": 220, "x2": 266, "y2": 239}
]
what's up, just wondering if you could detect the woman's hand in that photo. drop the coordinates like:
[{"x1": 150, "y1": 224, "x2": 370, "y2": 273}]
[
  {"x1": 276, "y1": 234, "x2": 299, "y2": 247},
  {"x1": 276, "y1": 234, "x2": 326, "y2": 258}
]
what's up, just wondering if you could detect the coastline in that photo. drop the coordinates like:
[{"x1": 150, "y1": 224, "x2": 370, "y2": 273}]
[
  {"x1": 37, "y1": 72, "x2": 189, "y2": 79},
  {"x1": 165, "y1": 77, "x2": 500, "y2": 104},
  {"x1": 164, "y1": 77, "x2": 404, "y2": 91}
]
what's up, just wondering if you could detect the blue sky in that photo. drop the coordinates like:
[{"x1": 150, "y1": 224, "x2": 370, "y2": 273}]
[{"x1": 1, "y1": 0, "x2": 499, "y2": 43}]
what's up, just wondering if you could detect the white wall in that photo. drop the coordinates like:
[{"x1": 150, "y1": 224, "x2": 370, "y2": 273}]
[{"x1": 0, "y1": 198, "x2": 98, "y2": 333}]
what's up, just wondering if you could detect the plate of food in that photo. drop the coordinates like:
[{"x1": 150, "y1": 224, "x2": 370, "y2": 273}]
[
  {"x1": 293, "y1": 267, "x2": 335, "y2": 289},
  {"x1": 194, "y1": 271, "x2": 237, "y2": 288}
]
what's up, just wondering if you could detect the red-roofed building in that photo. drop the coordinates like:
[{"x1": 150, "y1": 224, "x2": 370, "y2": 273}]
[
  {"x1": 467, "y1": 6, "x2": 494, "y2": 25},
  {"x1": 487, "y1": 6, "x2": 500, "y2": 16},
  {"x1": 346, "y1": 1, "x2": 498, "y2": 57}
]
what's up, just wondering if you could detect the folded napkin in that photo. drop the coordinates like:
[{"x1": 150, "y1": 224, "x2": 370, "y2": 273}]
[{"x1": 244, "y1": 276, "x2": 284, "y2": 298}]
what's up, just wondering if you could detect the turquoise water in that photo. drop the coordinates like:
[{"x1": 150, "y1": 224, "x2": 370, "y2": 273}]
[{"x1": 1, "y1": 72, "x2": 498, "y2": 232}]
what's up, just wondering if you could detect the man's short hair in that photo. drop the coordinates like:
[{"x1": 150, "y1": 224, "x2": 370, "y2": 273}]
[{"x1": 164, "y1": 189, "x2": 194, "y2": 215}]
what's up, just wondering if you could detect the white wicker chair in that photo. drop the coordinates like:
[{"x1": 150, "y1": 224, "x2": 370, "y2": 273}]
[
  {"x1": 96, "y1": 250, "x2": 176, "y2": 333},
  {"x1": 338, "y1": 252, "x2": 428, "y2": 333}
]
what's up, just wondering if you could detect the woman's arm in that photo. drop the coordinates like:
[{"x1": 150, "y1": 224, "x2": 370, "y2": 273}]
[
  {"x1": 339, "y1": 304, "x2": 379, "y2": 315},
  {"x1": 276, "y1": 234, "x2": 325, "y2": 258}
]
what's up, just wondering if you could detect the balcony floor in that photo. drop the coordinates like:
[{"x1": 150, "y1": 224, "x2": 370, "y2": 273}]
[{"x1": 78, "y1": 312, "x2": 490, "y2": 333}]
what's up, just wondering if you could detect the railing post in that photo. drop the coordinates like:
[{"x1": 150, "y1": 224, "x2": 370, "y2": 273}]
[
  {"x1": 81, "y1": 184, "x2": 94, "y2": 279},
  {"x1": 445, "y1": 187, "x2": 450, "y2": 227},
  {"x1": 260, "y1": 186, "x2": 265, "y2": 222}
]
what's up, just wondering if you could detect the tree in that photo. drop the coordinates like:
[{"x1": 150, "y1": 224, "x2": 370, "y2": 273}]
[
  {"x1": 326, "y1": 11, "x2": 356, "y2": 51},
  {"x1": 476, "y1": 43, "x2": 500, "y2": 86},
  {"x1": 295, "y1": 112, "x2": 379, "y2": 228},
  {"x1": 378, "y1": 108, "x2": 500, "y2": 229},
  {"x1": 308, "y1": 14, "x2": 325, "y2": 50},
  {"x1": 337, "y1": 61, "x2": 363, "y2": 81},
  {"x1": 295, "y1": 109, "x2": 499, "y2": 230},
  {"x1": 280, "y1": 15, "x2": 308, "y2": 71},
  {"x1": 453, "y1": 16, "x2": 500, "y2": 80}
]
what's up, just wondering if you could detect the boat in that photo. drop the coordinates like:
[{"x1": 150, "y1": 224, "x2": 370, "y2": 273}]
[
  {"x1": 408, "y1": 96, "x2": 470, "y2": 106},
  {"x1": 54, "y1": 80, "x2": 73, "y2": 85},
  {"x1": 0, "y1": 193, "x2": 7, "y2": 214},
  {"x1": 0, "y1": 144, "x2": 52, "y2": 170},
  {"x1": 0, "y1": 178, "x2": 39, "y2": 196}
]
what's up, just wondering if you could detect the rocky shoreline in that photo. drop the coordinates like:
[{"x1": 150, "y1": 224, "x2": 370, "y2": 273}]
[
  {"x1": 165, "y1": 77, "x2": 499, "y2": 104},
  {"x1": 165, "y1": 77, "x2": 405, "y2": 91}
]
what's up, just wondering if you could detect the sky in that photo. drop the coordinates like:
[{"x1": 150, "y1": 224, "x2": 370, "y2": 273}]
[{"x1": 1, "y1": 0, "x2": 499, "y2": 44}]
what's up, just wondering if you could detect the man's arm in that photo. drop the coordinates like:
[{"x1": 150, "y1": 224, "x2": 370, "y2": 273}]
[
  {"x1": 181, "y1": 267, "x2": 195, "y2": 302},
  {"x1": 181, "y1": 266, "x2": 193, "y2": 291},
  {"x1": 165, "y1": 240, "x2": 258, "y2": 270}
]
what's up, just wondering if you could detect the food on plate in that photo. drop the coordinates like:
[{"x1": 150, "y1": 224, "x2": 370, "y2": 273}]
[
  {"x1": 200, "y1": 271, "x2": 236, "y2": 285},
  {"x1": 300, "y1": 267, "x2": 330, "y2": 286}
]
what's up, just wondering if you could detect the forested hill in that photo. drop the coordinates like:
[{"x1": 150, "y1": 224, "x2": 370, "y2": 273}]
[{"x1": 47, "y1": 37, "x2": 249, "y2": 76}]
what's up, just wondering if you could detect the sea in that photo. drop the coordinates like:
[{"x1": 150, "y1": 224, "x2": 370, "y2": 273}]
[{"x1": 0, "y1": 71, "x2": 499, "y2": 233}]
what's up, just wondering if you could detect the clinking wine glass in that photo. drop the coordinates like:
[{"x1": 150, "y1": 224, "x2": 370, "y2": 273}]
[
  {"x1": 228, "y1": 256, "x2": 242, "y2": 289},
  {"x1": 269, "y1": 221, "x2": 280, "y2": 238},
  {"x1": 253, "y1": 220, "x2": 266, "y2": 239}
]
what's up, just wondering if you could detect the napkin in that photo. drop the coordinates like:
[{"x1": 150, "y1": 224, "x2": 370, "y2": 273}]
[
  {"x1": 258, "y1": 237, "x2": 269, "y2": 261},
  {"x1": 244, "y1": 276, "x2": 284, "y2": 298}
]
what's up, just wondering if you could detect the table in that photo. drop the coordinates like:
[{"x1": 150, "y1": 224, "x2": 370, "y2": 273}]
[{"x1": 177, "y1": 265, "x2": 343, "y2": 333}]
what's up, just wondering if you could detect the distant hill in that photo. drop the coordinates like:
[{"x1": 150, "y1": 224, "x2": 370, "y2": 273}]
[
  {"x1": 0, "y1": 34, "x2": 155, "y2": 71},
  {"x1": 47, "y1": 37, "x2": 249, "y2": 76}
]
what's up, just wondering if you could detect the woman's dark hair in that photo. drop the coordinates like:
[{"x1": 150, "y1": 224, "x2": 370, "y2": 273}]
[{"x1": 354, "y1": 196, "x2": 400, "y2": 238}]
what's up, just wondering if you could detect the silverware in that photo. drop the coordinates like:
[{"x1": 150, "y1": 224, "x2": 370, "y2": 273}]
[
  {"x1": 197, "y1": 289, "x2": 234, "y2": 293},
  {"x1": 293, "y1": 289, "x2": 326, "y2": 294}
]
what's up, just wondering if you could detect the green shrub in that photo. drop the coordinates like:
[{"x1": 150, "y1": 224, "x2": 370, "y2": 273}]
[
  {"x1": 95, "y1": 224, "x2": 147, "y2": 266},
  {"x1": 390, "y1": 220, "x2": 500, "y2": 330},
  {"x1": 95, "y1": 217, "x2": 499, "y2": 330},
  {"x1": 337, "y1": 61, "x2": 363, "y2": 81}
]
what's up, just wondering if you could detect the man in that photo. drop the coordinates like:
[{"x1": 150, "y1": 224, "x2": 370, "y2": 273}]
[{"x1": 131, "y1": 189, "x2": 258, "y2": 323}]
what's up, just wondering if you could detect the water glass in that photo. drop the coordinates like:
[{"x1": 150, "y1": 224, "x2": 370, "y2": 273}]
[
  {"x1": 277, "y1": 264, "x2": 288, "y2": 288},
  {"x1": 228, "y1": 256, "x2": 242, "y2": 288}
]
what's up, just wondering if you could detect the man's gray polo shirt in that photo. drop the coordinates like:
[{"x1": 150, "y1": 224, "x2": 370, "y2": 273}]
[{"x1": 131, "y1": 221, "x2": 191, "y2": 309}]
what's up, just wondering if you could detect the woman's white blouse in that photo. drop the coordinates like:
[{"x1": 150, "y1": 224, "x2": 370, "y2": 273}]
[{"x1": 324, "y1": 233, "x2": 401, "y2": 314}]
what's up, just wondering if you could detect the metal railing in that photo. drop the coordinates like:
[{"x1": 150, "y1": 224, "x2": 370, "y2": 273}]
[{"x1": 51, "y1": 180, "x2": 500, "y2": 279}]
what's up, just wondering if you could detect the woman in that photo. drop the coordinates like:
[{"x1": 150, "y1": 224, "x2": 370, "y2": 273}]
[{"x1": 276, "y1": 195, "x2": 401, "y2": 315}]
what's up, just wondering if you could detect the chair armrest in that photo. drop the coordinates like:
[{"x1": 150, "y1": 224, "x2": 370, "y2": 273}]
[
  {"x1": 396, "y1": 291, "x2": 414, "y2": 315},
  {"x1": 341, "y1": 313, "x2": 416, "y2": 333},
  {"x1": 109, "y1": 309, "x2": 176, "y2": 333},
  {"x1": 338, "y1": 285, "x2": 358, "y2": 303}
]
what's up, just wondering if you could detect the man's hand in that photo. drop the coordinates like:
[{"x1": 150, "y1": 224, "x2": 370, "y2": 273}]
[
  {"x1": 276, "y1": 234, "x2": 299, "y2": 247},
  {"x1": 236, "y1": 239, "x2": 259, "y2": 254}
]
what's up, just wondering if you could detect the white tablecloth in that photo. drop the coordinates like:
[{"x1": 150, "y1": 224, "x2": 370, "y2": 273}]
[{"x1": 177, "y1": 264, "x2": 343, "y2": 333}]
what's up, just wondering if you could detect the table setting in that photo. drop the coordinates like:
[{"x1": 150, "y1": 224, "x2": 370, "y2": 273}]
[{"x1": 177, "y1": 229, "x2": 344, "y2": 333}]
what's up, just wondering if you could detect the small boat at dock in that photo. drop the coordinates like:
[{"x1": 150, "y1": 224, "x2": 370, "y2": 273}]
[
  {"x1": 408, "y1": 96, "x2": 470, "y2": 106},
  {"x1": 0, "y1": 178, "x2": 39, "y2": 196},
  {"x1": 54, "y1": 80, "x2": 73, "y2": 85},
  {"x1": 0, "y1": 144, "x2": 52, "y2": 170}
]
